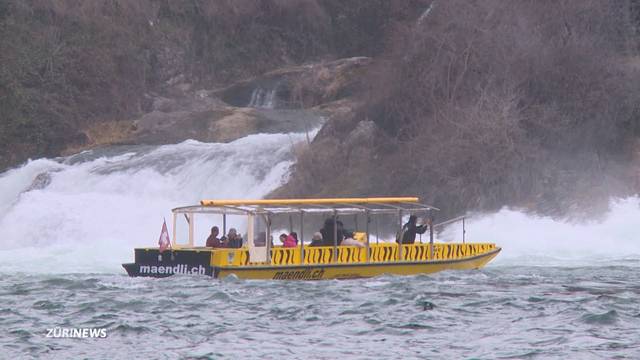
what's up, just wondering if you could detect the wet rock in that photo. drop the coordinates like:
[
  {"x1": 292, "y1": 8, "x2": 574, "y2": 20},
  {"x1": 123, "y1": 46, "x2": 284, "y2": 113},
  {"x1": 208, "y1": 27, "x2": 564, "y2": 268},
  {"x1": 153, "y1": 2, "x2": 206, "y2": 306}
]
[
  {"x1": 132, "y1": 105, "x2": 324, "y2": 145},
  {"x1": 25, "y1": 171, "x2": 59, "y2": 192},
  {"x1": 207, "y1": 108, "x2": 262, "y2": 143},
  {"x1": 346, "y1": 120, "x2": 377, "y2": 147},
  {"x1": 217, "y1": 57, "x2": 371, "y2": 109},
  {"x1": 61, "y1": 58, "x2": 361, "y2": 151}
]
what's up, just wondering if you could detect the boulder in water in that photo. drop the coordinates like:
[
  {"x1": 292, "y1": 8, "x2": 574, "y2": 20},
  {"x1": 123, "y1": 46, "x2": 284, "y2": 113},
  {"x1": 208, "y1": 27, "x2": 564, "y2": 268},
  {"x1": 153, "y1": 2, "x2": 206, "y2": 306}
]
[{"x1": 25, "y1": 172, "x2": 53, "y2": 192}]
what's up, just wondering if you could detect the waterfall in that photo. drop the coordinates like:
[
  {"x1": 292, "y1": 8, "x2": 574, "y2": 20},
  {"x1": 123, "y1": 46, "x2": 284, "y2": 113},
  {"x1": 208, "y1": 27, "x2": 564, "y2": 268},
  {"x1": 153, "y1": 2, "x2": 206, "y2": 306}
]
[
  {"x1": 0, "y1": 132, "x2": 311, "y2": 273},
  {"x1": 248, "y1": 84, "x2": 279, "y2": 109}
]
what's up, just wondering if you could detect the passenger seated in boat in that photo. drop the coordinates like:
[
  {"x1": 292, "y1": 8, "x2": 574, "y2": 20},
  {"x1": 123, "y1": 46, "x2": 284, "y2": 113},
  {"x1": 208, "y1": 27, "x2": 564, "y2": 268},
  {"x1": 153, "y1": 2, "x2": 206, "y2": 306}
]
[
  {"x1": 309, "y1": 232, "x2": 323, "y2": 247},
  {"x1": 226, "y1": 228, "x2": 243, "y2": 248},
  {"x1": 339, "y1": 225, "x2": 365, "y2": 248},
  {"x1": 320, "y1": 218, "x2": 345, "y2": 246},
  {"x1": 278, "y1": 233, "x2": 288, "y2": 247},
  {"x1": 397, "y1": 215, "x2": 428, "y2": 244},
  {"x1": 205, "y1": 226, "x2": 223, "y2": 247},
  {"x1": 282, "y1": 232, "x2": 298, "y2": 248}
]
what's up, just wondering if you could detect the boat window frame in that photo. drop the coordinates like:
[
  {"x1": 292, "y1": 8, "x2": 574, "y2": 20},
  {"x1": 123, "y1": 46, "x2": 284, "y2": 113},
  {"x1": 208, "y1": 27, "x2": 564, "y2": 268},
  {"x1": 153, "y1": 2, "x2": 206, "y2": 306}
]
[{"x1": 171, "y1": 199, "x2": 443, "y2": 263}]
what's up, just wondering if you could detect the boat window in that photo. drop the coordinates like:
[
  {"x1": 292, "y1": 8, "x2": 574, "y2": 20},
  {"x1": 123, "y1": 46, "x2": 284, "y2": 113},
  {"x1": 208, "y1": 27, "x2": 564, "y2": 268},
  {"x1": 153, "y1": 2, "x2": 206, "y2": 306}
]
[
  {"x1": 173, "y1": 212, "x2": 192, "y2": 247},
  {"x1": 248, "y1": 214, "x2": 269, "y2": 263},
  {"x1": 196, "y1": 213, "x2": 225, "y2": 247}
]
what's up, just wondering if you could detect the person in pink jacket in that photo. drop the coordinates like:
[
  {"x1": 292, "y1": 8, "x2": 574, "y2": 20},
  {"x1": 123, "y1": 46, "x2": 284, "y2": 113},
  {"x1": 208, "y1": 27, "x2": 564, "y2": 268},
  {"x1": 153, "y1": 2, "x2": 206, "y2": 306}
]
[{"x1": 282, "y1": 232, "x2": 298, "y2": 248}]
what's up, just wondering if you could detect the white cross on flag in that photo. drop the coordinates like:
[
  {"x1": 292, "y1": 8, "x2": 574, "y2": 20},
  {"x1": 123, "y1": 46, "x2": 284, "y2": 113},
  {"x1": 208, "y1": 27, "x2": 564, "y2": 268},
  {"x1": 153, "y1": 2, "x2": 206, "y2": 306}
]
[{"x1": 158, "y1": 219, "x2": 171, "y2": 252}]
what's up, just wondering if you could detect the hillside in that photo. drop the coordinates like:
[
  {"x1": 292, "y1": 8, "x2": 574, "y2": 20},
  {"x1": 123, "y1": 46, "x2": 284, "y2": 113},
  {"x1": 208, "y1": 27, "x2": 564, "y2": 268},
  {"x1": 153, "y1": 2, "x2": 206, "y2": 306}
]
[
  {"x1": 2, "y1": 0, "x2": 640, "y2": 217},
  {"x1": 0, "y1": 0, "x2": 425, "y2": 167}
]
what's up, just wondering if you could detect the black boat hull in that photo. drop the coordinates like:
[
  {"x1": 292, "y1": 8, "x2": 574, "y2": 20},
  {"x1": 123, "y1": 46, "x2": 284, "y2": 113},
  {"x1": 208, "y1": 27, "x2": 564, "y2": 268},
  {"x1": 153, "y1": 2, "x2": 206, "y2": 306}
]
[{"x1": 122, "y1": 248, "x2": 214, "y2": 277}]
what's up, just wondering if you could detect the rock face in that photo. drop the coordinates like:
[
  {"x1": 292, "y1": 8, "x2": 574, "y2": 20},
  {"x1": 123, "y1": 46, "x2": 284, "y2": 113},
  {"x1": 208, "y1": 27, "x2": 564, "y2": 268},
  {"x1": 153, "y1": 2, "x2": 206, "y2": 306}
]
[
  {"x1": 130, "y1": 97, "x2": 326, "y2": 146},
  {"x1": 66, "y1": 57, "x2": 372, "y2": 150},
  {"x1": 3, "y1": 55, "x2": 371, "y2": 166},
  {"x1": 25, "y1": 172, "x2": 53, "y2": 192},
  {"x1": 131, "y1": 93, "x2": 231, "y2": 144},
  {"x1": 217, "y1": 57, "x2": 371, "y2": 109},
  {"x1": 0, "y1": 0, "x2": 424, "y2": 173}
]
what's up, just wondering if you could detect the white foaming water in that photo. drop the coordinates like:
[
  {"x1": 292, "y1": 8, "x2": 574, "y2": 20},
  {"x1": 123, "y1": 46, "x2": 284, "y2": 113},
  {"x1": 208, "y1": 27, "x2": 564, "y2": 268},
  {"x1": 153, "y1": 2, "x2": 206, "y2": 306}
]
[
  {"x1": 441, "y1": 197, "x2": 640, "y2": 266},
  {"x1": 0, "y1": 132, "x2": 310, "y2": 273},
  {"x1": 1, "y1": 127, "x2": 637, "y2": 273}
]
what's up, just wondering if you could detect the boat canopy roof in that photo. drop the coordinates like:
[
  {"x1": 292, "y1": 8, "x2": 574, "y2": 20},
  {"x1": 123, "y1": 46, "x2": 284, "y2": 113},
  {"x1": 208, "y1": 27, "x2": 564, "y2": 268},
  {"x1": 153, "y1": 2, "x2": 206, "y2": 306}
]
[{"x1": 172, "y1": 197, "x2": 439, "y2": 216}]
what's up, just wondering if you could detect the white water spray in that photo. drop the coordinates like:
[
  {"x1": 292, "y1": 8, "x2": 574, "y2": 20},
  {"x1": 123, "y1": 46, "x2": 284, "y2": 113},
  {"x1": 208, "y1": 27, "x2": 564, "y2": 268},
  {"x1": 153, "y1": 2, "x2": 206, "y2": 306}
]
[
  {"x1": 441, "y1": 197, "x2": 640, "y2": 266},
  {"x1": 0, "y1": 132, "x2": 310, "y2": 273},
  {"x1": 1, "y1": 128, "x2": 638, "y2": 273}
]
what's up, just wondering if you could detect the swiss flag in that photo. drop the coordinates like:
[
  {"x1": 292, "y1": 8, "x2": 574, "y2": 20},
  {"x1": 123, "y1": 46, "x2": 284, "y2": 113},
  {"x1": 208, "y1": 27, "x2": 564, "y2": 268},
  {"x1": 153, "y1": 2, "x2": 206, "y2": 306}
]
[{"x1": 158, "y1": 219, "x2": 171, "y2": 252}]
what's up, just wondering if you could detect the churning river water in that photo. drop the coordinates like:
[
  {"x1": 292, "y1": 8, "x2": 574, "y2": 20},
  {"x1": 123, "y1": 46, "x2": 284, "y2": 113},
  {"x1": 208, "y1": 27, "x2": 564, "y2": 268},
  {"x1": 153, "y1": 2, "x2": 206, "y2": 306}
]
[
  {"x1": 1, "y1": 131, "x2": 639, "y2": 359},
  {"x1": 2, "y1": 263, "x2": 640, "y2": 359}
]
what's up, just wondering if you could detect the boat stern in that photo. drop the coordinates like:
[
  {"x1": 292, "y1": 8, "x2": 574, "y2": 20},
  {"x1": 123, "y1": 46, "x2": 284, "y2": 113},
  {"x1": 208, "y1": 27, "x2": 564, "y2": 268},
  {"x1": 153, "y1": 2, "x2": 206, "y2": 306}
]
[{"x1": 122, "y1": 247, "x2": 215, "y2": 278}]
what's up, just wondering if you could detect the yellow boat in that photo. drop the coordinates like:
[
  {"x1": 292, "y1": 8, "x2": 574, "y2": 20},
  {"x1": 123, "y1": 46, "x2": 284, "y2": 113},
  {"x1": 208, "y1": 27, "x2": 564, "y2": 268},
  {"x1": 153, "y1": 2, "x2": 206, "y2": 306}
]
[{"x1": 122, "y1": 197, "x2": 501, "y2": 280}]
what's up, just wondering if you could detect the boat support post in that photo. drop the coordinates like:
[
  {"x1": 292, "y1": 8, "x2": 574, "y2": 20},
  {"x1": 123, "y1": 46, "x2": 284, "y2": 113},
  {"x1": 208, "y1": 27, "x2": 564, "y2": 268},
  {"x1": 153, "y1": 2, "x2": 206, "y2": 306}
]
[
  {"x1": 265, "y1": 214, "x2": 272, "y2": 265},
  {"x1": 429, "y1": 210, "x2": 434, "y2": 259},
  {"x1": 172, "y1": 213, "x2": 177, "y2": 247},
  {"x1": 299, "y1": 210, "x2": 304, "y2": 264},
  {"x1": 462, "y1": 217, "x2": 466, "y2": 244},
  {"x1": 223, "y1": 214, "x2": 227, "y2": 237},
  {"x1": 333, "y1": 210, "x2": 338, "y2": 262},
  {"x1": 365, "y1": 210, "x2": 370, "y2": 262},
  {"x1": 188, "y1": 212, "x2": 194, "y2": 247},
  {"x1": 398, "y1": 209, "x2": 403, "y2": 260},
  {"x1": 375, "y1": 215, "x2": 379, "y2": 244}
]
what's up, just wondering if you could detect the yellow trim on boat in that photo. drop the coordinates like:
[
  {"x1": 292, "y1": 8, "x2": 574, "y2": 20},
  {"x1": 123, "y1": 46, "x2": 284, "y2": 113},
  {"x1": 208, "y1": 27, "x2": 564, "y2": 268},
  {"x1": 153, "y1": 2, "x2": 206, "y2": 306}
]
[
  {"x1": 206, "y1": 243, "x2": 498, "y2": 267},
  {"x1": 215, "y1": 249, "x2": 501, "y2": 280},
  {"x1": 200, "y1": 197, "x2": 420, "y2": 206}
]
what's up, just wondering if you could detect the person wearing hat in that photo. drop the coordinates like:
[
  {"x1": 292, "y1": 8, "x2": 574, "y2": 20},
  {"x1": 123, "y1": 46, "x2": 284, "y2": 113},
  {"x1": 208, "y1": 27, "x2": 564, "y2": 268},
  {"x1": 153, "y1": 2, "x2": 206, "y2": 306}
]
[
  {"x1": 309, "y1": 232, "x2": 323, "y2": 247},
  {"x1": 398, "y1": 215, "x2": 428, "y2": 244}
]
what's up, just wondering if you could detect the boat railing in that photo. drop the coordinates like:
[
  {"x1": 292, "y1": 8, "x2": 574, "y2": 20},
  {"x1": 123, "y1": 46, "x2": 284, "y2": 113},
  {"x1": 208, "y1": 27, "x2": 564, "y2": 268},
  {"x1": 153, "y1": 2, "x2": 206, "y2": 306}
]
[
  {"x1": 207, "y1": 242, "x2": 497, "y2": 267},
  {"x1": 433, "y1": 215, "x2": 467, "y2": 243}
]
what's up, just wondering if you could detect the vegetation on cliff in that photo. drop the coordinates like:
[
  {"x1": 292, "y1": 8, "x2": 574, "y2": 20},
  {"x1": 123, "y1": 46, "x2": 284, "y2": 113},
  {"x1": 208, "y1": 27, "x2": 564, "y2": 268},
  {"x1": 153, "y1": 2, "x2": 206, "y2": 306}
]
[
  {"x1": 0, "y1": 0, "x2": 425, "y2": 169},
  {"x1": 278, "y1": 0, "x2": 640, "y2": 217}
]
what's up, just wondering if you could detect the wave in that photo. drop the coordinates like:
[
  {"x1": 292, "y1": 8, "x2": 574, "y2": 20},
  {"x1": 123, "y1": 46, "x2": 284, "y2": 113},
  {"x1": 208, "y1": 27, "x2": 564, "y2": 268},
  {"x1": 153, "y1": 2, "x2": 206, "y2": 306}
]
[{"x1": 441, "y1": 197, "x2": 640, "y2": 266}]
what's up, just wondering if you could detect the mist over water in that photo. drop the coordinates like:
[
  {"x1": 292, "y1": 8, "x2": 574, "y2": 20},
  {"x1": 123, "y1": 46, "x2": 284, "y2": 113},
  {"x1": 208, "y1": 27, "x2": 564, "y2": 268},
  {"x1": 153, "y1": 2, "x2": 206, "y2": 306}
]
[{"x1": 443, "y1": 197, "x2": 640, "y2": 267}]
